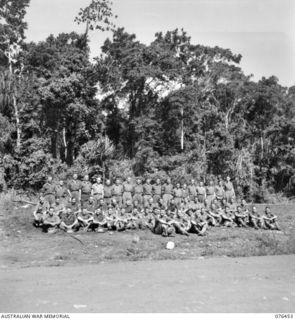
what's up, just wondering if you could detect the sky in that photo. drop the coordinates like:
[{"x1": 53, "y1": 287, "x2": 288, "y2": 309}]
[{"x1": 25, "y1": 0, "x2": 295, "y2": 87}]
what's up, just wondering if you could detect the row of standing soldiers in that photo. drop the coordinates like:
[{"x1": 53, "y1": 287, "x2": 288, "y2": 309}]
[{"x1": 41, "y1": 174, "x2": 236, "y2": 209}]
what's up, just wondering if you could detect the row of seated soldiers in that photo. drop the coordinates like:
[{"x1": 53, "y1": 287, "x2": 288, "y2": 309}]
[
  {"x1": 41, "y1": 174, "x2": 237, "y2": 208},
  {"x1": 33, "y1": 192, "x2": 281, "y2": 236}
]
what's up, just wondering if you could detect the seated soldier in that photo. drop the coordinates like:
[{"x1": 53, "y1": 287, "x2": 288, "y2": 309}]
[
  {"x1": 263, "y1": 206, "x2": 281, "y2": 230},
  {"x1": 33, "y1": 196, "x2": 49, "y2": 227},
  {"x1": 234, "y1": 206, "x2": 248, "y2": 227},
  {"x1": 142, "y1": 208, "x2": 155, "y2": 230},
  {"x1": 171, "y1": 210, "x2": 190, "y2": 236},
  {"x1": 106, "y1": 206, "x2": 118, "y2": 231},
  {"x1": 152, "y1": 209, "x2": 175, "y2": 237},
  {"x1": 202, "y1": 206, "x2": 217, "y2": 227},
  {"x1": 77, "y1": 208, "x2": 94, "y2": 232},
  {"x1": 42, "y1": 207, "x2": 60, "y2": 233},
  {"x1": 115, "y1": 208, "x2": 128, "y2": 232},
  {"x1": 124, "y1": 199, "x2": 134, "y2": 214},
  {"x1": 126, "y1": 210, "x2": 139, "y2": 230},
  {"x1": 240, "y1": 199, "x2": 249, "y2": 213},
  {"x1": 52, "y1": 197, "x2": 65, "y2": 216},
  {"x1": 220, "y1": 198, "x2": 228, "y2": 209},
  {"x1": 221, "y1": 206, "x2": 235, "y2": 227},
  {"x1": 189, "y1": 209, "x2": 208, "y2": 236},
  {"x1": 66, "y1": 197, "x2": 81, "y2": 214},
  {"x1": 92, "y1": 208, "x2": 108, "y2": 232},
  {"x1": 205, "y1": 205, "x2": 220, "y2": 227},
  {"x1": 249, "y1": 206, "x2": 266, "y2": 229},
  {"x1": 60, "y1": 208, "x2": 80, "y2": 233},
  {"x1": 133, "y1": 199, "x2": 143, "y2": 212},
  {"x1": 83, "y1": 196, "x2": 97, "y2": 213}
]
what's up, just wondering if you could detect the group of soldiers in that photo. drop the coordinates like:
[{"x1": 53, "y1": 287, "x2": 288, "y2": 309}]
[{"x1": 33, "y1": 174, "x2": 281, "y2": 236}]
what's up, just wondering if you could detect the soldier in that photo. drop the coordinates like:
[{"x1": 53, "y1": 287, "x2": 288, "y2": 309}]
[
  {"x1": 91, "y1": 176, "x2": 104, "y2": 205},
  {"x1": 188, "y1": 179, "x2": 197, "y2": 201},
  {"x1": 80, "y1": 174, "x2": 92, "y2": 205},
  {"x1": 42, "y1": 207, "x2": 60, "y2": 234},
  {"x1": 66, "y1": 197, "x2": 80, "y2": 214},
  {"x1": 234, "y1": 206, "x2": 248, "y2": 227},
  {"x1": 206, "y1": 180, "x2": 215, "y2": 206},
  {"x1": 221, "y1": 206, "x2": 235, "y2": 227},
  {"x1": 77, "y1": 208, "x2": 94, "y2": 232},
  {"x1": 104, "y1": 179, "x2": 113, "y2": 206},
  {"x1": 182, "y1": 183, "x2": 189, "y2": 202},
  {"x1": 54, "y1": 180, "x2": 68, "y2": 206},
  {"x1": 249, "y1": 206, "x2": 265, "y2": 229},
  {"x1": 173, "y1": 183, "x2": 183, "y2": 209},
  {"x1": 196, "y1": 180, "x2": 206, "y2": 204},
  {"x1": 162, "y1": 177, "x2": 173, "y2": 208},
  {"x1": 143, "y1": 178, "x2": 153, "y2": 207},
  {"x1": 67, "y1": 173, "x2": 81, "y2": 203},
  {"x1": 41, "y1": 175, "x2": 55, "y2": 205},
  {"x1": 60, "y1": 208, "x2": 80, "y2": 233},
  {"x1": 133, "y1": 178, "x2": 143, "y2": 206},
  {"x1": 92, "y1": 208, "x2": 108, "y2": 232},
  {"x1": 112, "y1": 178, "x2": 123, "y2": 208},
  {"x1": 224, "y1": 176, "x2": 235, "y2": 203},
  {"x1": 263, "y1": 207, "x2": 281, "y2": 230},
  {"x1": 33, "y1": 196, "x2": 49, "y2": 227},
  {"x1": 122, "y1": 176, "x2": 134, "y2": 205},
  {"x1": 215, "y1": 179, "x2": 225, "y2": 203},
  {"x1": 97, "y1": 198, "x2": 108, "y2": 213},
  {"x1": 52, "y1": 197, "x2": 65, "y2": 216},
  {"x1": 152, "y1": 178, "x2": 162, "y2": 204},
  {"x1": 152, "y1": 209, "x2": 175, "y2": 237}
]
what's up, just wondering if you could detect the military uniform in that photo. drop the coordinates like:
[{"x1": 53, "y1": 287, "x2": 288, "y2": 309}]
[
  {"x1": 55, "y1": 185, "x2": 68, "y2": 205},
  {"x1": 68, "y1": 180, "x2": 81, "y2": 202},
  {"x1": 206, "y1": 186, "x2": 215, "y2": 206},
  {"x1": 133, "y1": 184, "x2": 143, "y2": 205},
  {"x1": 112, "y1": 184, "x2": 123, "y2": 207},
  {"x1": 224, "y1": 181, "x2": 235, "y2": 203},
  {"x1": 122, "y1": 182, "x2": 134, "y2": 205},
  {"x1": 80, "y1": 180, "x2": 92, "y2": 204},
  {"x1": 162, "y1": 183, "x2": 173, "y2": 207},
  {"x1": 173, "y1": 187, "x2": 183, "y2": 208},
  {"x1": 104, "y1": 185, "x2": 113, "y2": 205},
  {"x1": 143, "y1": 183, "x2": 152, "y2": 207},
  {"x1": 188, "y1": 184, "x2": 197, "y2": 201},
  {"x1": 215, "y1": 185, "x2": 225, "y2": 202},
  {"x1": 92, "y1": 182, "x2": 104, "y2": 204},
  {"x1": 196, "y1": 186, "x2": 206, "y2": 203},
  {"x1": 42, "y1": 182, "x2": 56, "y2": 205},
  {"x1": 152, "y1": 184, "x2": 162, "y2": 204}
]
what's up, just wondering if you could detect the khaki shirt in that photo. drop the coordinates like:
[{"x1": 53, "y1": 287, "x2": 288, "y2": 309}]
[
  {"x1": 104, "y1": 186, "x2": 112, "y2": 198},
  {"x1": 152, "y1": 185, "x2": 162, "y2": 195},
  {"x1": 162, "y1": 184, "x2": 173, "y2": 194},
  {"x1": 68, "y1": 180, "x2": 81, "y2": 192},
  {"x1": 81, "y1": 181, "x2": 92, "y2": 194},
  {"x1": 112, "y1": 184, "x2": 123, "y2": 196},
  {"x1": 123, "y1": 183, "x2": 134, "y2": 193},
  {"x1": 188, "y1": 185, "x2": 197, "y2": 196},
  {"x1": 143, "y1": 184, "x2": 152, "y2": 195},
  {"x1": 92, "y1": 183, "x2": 104, "y2": 195},
  {"x1": 134, "y1": 184, "x2": 143, "y2": 194}
]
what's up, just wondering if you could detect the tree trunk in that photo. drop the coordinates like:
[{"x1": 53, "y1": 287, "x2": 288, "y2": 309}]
[{"x1": 8, "y1": 50, "x2": 21, "y2": 149}]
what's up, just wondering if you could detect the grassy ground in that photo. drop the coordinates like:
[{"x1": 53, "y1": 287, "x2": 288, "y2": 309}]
[{"x1": 0, "y1": 192, "x2": 295, "y2": 269}]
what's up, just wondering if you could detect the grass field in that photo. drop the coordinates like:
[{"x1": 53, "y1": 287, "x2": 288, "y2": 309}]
[{"x1": 0, "y1": 193, "x2": 295, "y2": 269}]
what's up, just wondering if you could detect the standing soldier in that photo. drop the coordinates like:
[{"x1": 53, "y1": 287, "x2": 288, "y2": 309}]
[
  {"x1": 224, "y1": 176, "x2": 235, "y2": 203},
  {"x1": 42, "y1": 175, "x2": 56, "y2": 205},
  {"x1": 196, "y1": 180, "x2": 206, "y2": 205},
  {"x1": 54, "y1": 180, "x2": 68, "y2": 206},
  {"x1": 173, "y1": 182, "x2": 183, "y2": 209},
  {"x1": 162, "y1": 177, "x2": 173, "y2": 208},
  {"x1": 80, "y1": 174, "x2": 92, "y2": 206},
  {"x1": 67, "y1": 173, "x2": 81, "y2": 203},
  {"x1": 104, "y1": 179, "x2": 113, "y2": 206},
  {"x1": 143, "y1": 178, "x2": 153, "y2": 207},
  {"x1": 206, "y1": 180, "x2": 215, "y2": 206},
  {"x1": 133, "y1": 178, "x2": 143, "y2": 206},
  {"x1": 152, "y1": 178, "x2": 162, "y2": 204},
  {"x1": 122, "y1": 176, "x2": 134, "y2": 205},
  {"x1": 215, "y1": 179, "x2": 225, "y2": 204},
  {"x1": 182, "y1": 183, "x2": 189, "y2": 202},
  {"x1": 112, "y1": 178, "x2": 123, "y2": 208},
  {"x1": 188, "y1": 179, "x2": 197, "y2": 201},
  {"x1": 92, "y1": 176, "x2": 104, "y2": 205}
]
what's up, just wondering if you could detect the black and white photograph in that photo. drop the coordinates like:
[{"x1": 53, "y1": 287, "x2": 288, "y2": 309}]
[{"x1": 0, "y1": 0, "x2": 294, "y2": 316}]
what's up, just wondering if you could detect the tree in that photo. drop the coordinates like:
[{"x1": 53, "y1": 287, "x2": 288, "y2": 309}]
[{"x1": 0, "y1": 0, "x2": 30, "y2": 149}]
